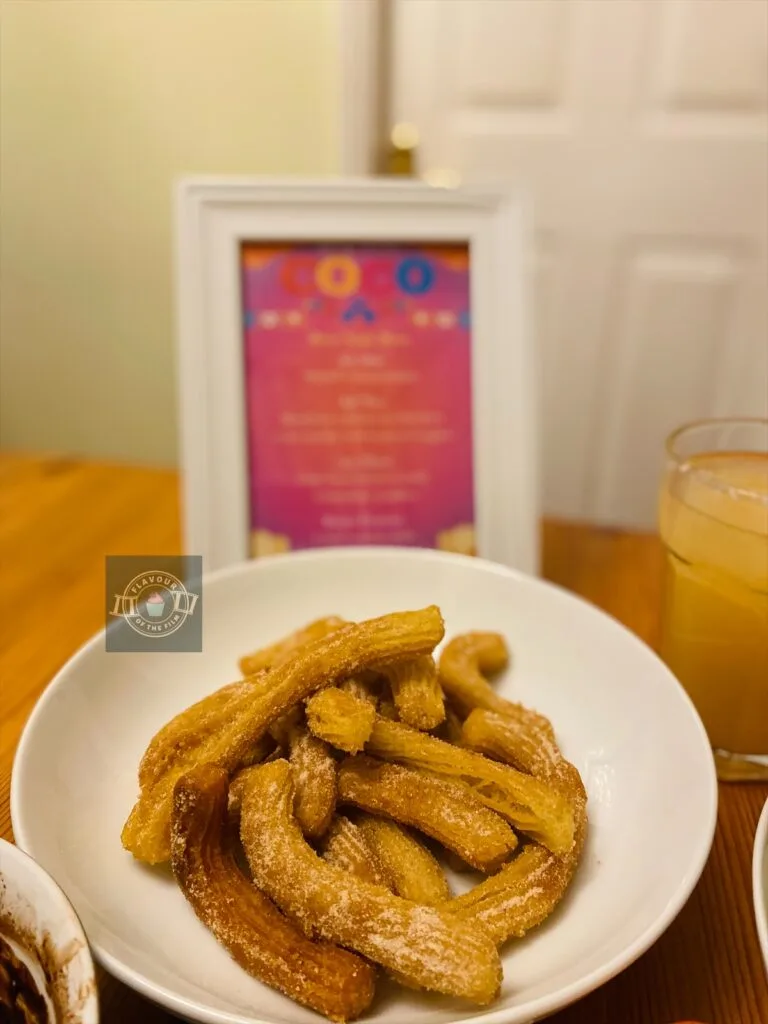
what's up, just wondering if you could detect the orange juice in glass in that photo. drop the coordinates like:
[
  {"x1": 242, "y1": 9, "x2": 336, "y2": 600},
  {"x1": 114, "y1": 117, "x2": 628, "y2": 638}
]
[{"x1": 659, "y1": 419, "x2": 768, "y2": 781}]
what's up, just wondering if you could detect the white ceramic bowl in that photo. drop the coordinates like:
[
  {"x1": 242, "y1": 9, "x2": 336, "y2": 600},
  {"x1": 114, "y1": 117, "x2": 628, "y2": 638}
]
[
  {"x1": 11, "y1": 548, "x2": 718, "y2": 1024},
  {"x1": 753, "y1": 797, "x2": 768, "y2": 976},
  {"x1": 0, "y1": 838, "x2": 99, "y2": 1023}
]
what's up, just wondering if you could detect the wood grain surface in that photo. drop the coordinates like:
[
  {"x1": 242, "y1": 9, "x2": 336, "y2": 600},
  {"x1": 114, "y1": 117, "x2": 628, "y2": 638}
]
[{"x1": 0, "y1": 453, "x2": 766, "y2": 1024}]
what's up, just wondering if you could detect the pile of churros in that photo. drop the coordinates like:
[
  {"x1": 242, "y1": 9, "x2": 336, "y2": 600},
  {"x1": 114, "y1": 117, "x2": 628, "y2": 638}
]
[{"x1": 121, "y1": 606, "x2": 587, "y2": 1021}]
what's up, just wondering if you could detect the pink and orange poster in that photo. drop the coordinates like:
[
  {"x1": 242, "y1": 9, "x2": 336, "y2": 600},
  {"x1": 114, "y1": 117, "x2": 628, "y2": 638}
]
[{"x1": 240, "y1": 243, "x2": 475, "y2": 557}]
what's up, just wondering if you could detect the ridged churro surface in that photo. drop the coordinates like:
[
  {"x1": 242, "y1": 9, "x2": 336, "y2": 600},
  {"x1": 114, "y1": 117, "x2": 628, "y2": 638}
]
[
  {"x1": 366, "y1": 716, "x2": 574, "y2": 854},
  {"x1": 170, "y1": 764, "x2": 376, "y2": 1022},
  {"x1": 306, "y1": 688, "x2": 376, "y2": 754},
  {"x1": 357, "y1": 815, "x2": 451, "y2": 905},
  {"x1": 338, "y1": 755, "x2": 518, "y2": 872},
  {"x1": 240, "y1": 760, "x2": 502, "y2": 1004},
  {"x1": 380, "y1": 656, "x2": 445, "y2": 731}
]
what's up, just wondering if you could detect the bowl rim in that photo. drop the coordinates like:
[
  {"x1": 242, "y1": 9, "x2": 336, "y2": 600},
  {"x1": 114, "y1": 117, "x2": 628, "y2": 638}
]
[
  {"x1": 0, "y1": 837, "x2": 100, "y2": 1024},
  {"x1": 10, "y1": 546, "x2": 719, "y2": 1024},
  {"x1": 753, "y1": 797, "x2": 768, "y2": 977}
]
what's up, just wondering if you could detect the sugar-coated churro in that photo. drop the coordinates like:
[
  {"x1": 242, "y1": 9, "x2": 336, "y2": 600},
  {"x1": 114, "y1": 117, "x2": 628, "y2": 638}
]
[
  {"x1": 138, "y1": 678, "x2": 260, "y2": 790},
  {"x1": 447, "y1": 708, "x2": 587, "y2": 944},
  {"x1": 338, "y1": 755, "x2": 518, "y2": 872},
  {"x1": 239, "y1": 760, "x2": 502, "y2": 1004},
  {"x1": 365, "y1": 716, "x2": 574, "y2": 854},
  {"x1": 356, "y1": 815, "x2": 451, "y2": 905},
  {"x1": 339, "y1": 674, "x2": 382, "y2": 707},
  {"x1": 289, "y1": 724, "x2": 337, "y2": 837},
  {"x1": 461, "y1": 708, "x2": 570, "y2": 783},
  {"x1": 438, "y1": 633, "x2": 554, "y2": 739},
  {"x1": 239, "y1": 616, "x2": 347, "y2": 676},
  {"x1": 227, "y1": 764, "x2": 263, "y2": 824},
  {"x1": 379, "y1": 655, "x2": 445, "y2": 731},
  {"x1": 170, "y1": 764, "x2": 376, "y2": 1022},
  {"x1": 320, "y1": 815, "x2": 391, "y2": 889},
  {"x1": 438, "y1": 631, "x2": 508, "y2": 715},
  {"x1": 306, "y1": 688, "x2": 376, "y2": 754}
]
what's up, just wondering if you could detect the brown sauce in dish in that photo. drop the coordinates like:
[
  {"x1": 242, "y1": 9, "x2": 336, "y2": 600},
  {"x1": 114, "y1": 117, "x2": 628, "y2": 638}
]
[{"x1": 0, "y1": 934, "x2": 50, "y2": 1024}]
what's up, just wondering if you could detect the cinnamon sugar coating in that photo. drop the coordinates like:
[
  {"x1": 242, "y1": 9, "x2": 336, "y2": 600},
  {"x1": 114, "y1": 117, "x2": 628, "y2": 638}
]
[
  {"x1": 170, "y1": 764, "x2": 376, "y2": 1022},
  {"x1": 356, "y1": 815, "x2": 451, "y2": 906},
  {"x1": 379, "y1": 655, "x2": 445, "y2": 731},
  {"x1": 366, "y1": 716, "x2": 574, "y2": 854},
  {"x1": 321, "y1": 814, "x2": 391, "y2": 889},
  {"x1": 306, "y1": 688, "x2": 377, "y2": 754},
  {"x1": 438, "y1": 632, "x2": 554, "y2": 740},
  {"x1": 338, "y1": 755, "x2": 518, "y2": 873},
  {"x1": 240, "y1": 760, "x2": 502, "y2": 1005},
  {"x1": 446, "y1": 708, "x2": 587, "y2": 943},
  {"x1": 239, "y1": 616, "x2": 347, "y2": 677}
]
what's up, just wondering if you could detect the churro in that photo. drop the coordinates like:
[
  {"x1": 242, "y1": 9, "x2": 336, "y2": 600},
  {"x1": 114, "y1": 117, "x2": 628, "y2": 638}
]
[
  {"x1": 228, "y1": 764, "x2": 258, "y2": 824},
  {"x1": 288, "y1": 724, "x2": 338, "y2": 837},
  {"x1": 170, "y1": 764, "x2": 376, "y2": 1022},
  {"x1": 462, "y1": 708, "x2": 568, "y2": 782},
  {"x1": 439, "y1": 632, "x2": 554, "y2": 739},
  {"x1": 138, "y1": 678, "x2": 259, "y2": 790},
  {"x1": 447, "y1": 708, "x2": 587, "y2": 944},
  {"x1": 266, "y1": 705, "x2": 336, "y2": 836},
  {"x1": 123, "y1": 606, "x2": 445, "y2": 864},
  {"x1": 436, "y1": 705, "x2": 465, "y2": 746},
  {"x1": 320, "y1": 815, "x2": 391, "y2": 889},
  {"x1": 356, "y1": 815, "x2": 451, "y2": 905},
  {"x1": 338, "y1": 756, "x2": 518, "y2": 872},
  {"x1": 306, "y1": 688, "x2": 376, "y2": 754},
  {"x1": 339, "y1": 674, "x2": 382, "y2": 707},
  {"x1": 140, "y1": 621, "x2": 350, "y2": 794},
  {"x1": 239, "y1": 616, "x2": 347, "y2": 676},
  {"x1": 443, "y1": 849, "x2": 477, "y2": 875},
  {"x1": 446, "y1": 815, "x2": 586, "y2": 946},
  {"x1": 366, "y1": 716, "x2": 574, "y2": 854},
  {"x1": 269, "y1": 704, "x2": 303, "y2": 748},
  {"x1": 240, "y1": 760, "x2": 502, "y2": 1004},
  {"x1": 379, "y1": 655, "x2": 445, "y2": 731}
]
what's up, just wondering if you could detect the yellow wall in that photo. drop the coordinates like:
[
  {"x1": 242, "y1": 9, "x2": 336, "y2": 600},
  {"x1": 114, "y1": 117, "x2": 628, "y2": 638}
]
[{"x1": 0, "y1": 0, "x2": 340, "y2": 465}]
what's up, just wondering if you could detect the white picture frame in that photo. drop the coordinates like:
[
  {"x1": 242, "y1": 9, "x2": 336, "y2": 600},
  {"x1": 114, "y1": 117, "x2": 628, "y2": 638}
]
[{"x1": 175, "y1": 177, "x2": 538, "y2": 575}]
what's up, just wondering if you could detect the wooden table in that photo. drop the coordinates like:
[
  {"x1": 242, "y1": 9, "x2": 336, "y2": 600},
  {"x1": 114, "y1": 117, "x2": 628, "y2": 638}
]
[{"x1": 1, "y1": 453, "x2": 766, "y2": 1024}]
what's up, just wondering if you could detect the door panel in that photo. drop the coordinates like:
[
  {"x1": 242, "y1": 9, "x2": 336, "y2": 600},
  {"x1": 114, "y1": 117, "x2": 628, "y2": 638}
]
[
  {"x1": 592, "y1": 243, "x2": 744, "y2": 525},
  {"x1": 389, "y1": 0, "x2": 768, "y2": 526}
]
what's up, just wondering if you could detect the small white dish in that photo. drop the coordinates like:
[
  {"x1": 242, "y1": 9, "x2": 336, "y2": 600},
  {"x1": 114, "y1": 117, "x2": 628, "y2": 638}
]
[
  {"x1": 11, "y1": 547, "x2": 718, "y2": 1024},
  {"x1": 753, "y1": 797, "x2": 768, "y2": 976},
  {"x1": 0, "y1": 837, "x2": 99, "y2": 1023}
]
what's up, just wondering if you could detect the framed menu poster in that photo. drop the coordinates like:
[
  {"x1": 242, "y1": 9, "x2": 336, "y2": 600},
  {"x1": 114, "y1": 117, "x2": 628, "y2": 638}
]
[
  {"x1": 176, "y1": 179, "x2": 537, "y2": 574},
  {"x1": 242, "y1": 243, "x2": 474, "y2": 558}
]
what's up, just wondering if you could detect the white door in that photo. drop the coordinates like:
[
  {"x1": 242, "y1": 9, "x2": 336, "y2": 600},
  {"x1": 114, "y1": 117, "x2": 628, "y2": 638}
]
[{"x1": 383, "y1": 0, "x2": 768, "y2": 527}]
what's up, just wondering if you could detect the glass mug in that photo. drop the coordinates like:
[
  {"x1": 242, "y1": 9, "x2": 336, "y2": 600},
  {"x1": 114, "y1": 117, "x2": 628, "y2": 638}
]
[{"x1": 659, "y1": 418, "x2": 768, "y2": 781}]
